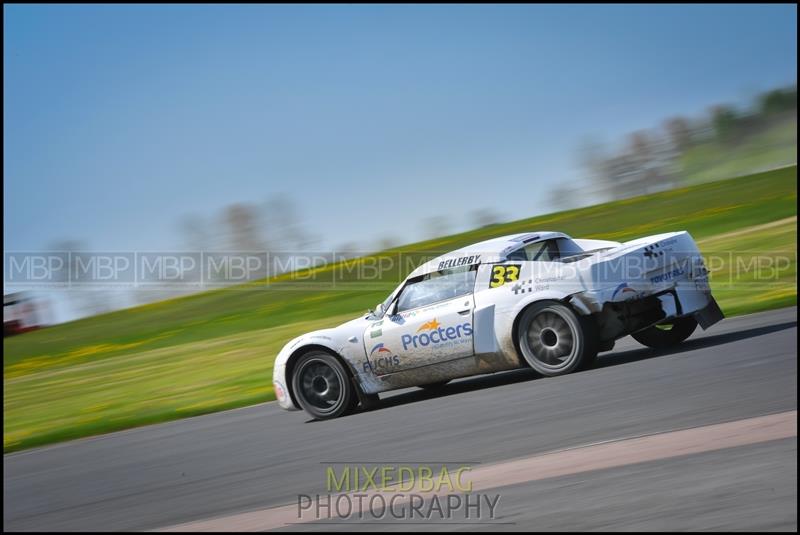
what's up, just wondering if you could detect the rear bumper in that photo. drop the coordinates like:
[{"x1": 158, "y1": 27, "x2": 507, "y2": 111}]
[
  {"x1": 575, "y1": 279, "x2": 723, "y2": 342},
  {"x1": 693, "y1": 297, "x2": 725, "y2": 330},
  {"x1": 655, "y1": 286, "x2": 724, "y2": 328}
]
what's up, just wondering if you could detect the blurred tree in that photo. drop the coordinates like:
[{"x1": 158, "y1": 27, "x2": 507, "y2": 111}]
[
  {"x1": 376, "y1": 236, "x2": 398, "y2": 251},
  {"x1": 421, "y1": 215, "x2": 450, "y2": 239},
  {"x1": 548, "y1": 184, "x2": 578, "y2": 211},
  {"x1": 758, "y1": 86, "x2": 797, "y2": 117},
  {"x1": 48, "y1": 239, "x2": 89, "y2": 287},
  {"x1": 469, "y1": 208, "x2": 499, "y2": 228},
  {"x1": 335, "y1": 241, "x2": 360, "y2": 260},
  {"x1": 627, "y1": 131, "x2": 655, "y2": 196},
  {"x1": 48, "y1": 239, "x2": 112, "y2": 318},
  {"x1": 577, "y1": 136, "x2": 617, "y2": 200},
  {"x1": 709, "y1": 105, "x2": 741, "y2": 144},
  {"x1": 577, "y1": 137, "x2": 608, "y2": 178},
  {"x1": 628, "y1": 130, "x2": 652, "y2": 160},
  {"x1": 223, "y1": 203, "x2": 265, "y2": 252},
  {"x1": 664, "y1": 116, "x2": 693, "y2": 151},
  {"x1": 576, "y1": 83, "x2": 795, "y2": 201},
  {"x1": 178, "y1": 213, "x2": 211, "y2": 251},
  {"x1": 262, "y1": 194, "x2": 317, "y2": 252}
]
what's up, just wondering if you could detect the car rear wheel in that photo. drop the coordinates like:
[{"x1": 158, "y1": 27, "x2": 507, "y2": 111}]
[
  {"x1": 631, "y1": 316, "x2": 698, "y2": 348},
  {"x1": 517, "y1": 301, "x2": 593, "y2": 376},
  {"x1": 292, "y1": 351, "x2": 355, "y2": 419}
]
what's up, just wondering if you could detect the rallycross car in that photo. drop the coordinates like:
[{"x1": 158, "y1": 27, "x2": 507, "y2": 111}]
[{"x1": 273, "y1": 231, "x2": 724, "y2": 419}]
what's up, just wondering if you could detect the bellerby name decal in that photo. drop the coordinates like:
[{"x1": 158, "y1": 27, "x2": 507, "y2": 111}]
[{"x1": 437, "y1": 255, "x2": 480, "y2": 270}]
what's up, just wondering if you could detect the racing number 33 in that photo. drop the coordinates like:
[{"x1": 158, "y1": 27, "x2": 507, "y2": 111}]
[{"x1": 489, "y1": 264, "x2": 521, "y2": 288}]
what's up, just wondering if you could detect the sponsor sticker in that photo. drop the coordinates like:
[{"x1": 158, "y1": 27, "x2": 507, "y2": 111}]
[
  {"x1": 488, "y1": 264, "x2": 521, "y2": 288},
  {"x1": 401, "y1": 318, "x2": 473, "y2": 351},
  {"x1": 650, "y1": 267, "x2": 686, "y2": 284},
  {"x1": 438, "y1": 255, "x2": 481, "y2": 271},
  {"x1": 364, "y1": 343, "x2": 400, "y2": 373}
]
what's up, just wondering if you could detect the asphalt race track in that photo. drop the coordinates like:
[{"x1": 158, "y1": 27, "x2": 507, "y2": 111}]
[{"x1": 4, "y1": 307, "x2": 797, "y2": 531}]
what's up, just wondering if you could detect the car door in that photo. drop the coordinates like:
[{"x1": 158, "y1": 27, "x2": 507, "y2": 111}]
[{"x1": 363, "y1": 267, "x2": 476, "y2": 375}]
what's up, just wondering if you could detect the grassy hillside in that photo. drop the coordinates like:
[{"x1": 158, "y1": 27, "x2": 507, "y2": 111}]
[
  {"x1": 680, "y1": 115, "x2": 796, "y2": 184},
  {"x1": 4, "y1": 165, "x2": 797, "y2": 452}
]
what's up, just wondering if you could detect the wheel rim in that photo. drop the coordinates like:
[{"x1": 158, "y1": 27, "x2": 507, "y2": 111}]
[
  {"x1": 297, "y1": 358, "x2": 344, "y2": 413},
  {"x1": 524, "y1": 308, "x2": 578, "y2": 370}
]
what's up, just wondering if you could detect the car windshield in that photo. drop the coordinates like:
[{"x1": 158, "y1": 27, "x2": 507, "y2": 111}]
[{"x1": 378, "y1": 291, "x2": 395, "y2": 316}]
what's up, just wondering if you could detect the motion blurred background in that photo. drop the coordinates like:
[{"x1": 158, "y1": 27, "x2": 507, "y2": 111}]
[{"x1": 3, "y1": 4, "x2": 797, "y2": 452}]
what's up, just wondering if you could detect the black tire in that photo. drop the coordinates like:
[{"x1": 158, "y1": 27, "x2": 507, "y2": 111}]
[
  {"x1": 517, "y1": 301, "x2": 594, "y2": 376},
  {"x1": 631, "y1": 316, "x2": 698, "y2": 348},
  {"x1": 291, "y1": 351, "x2": 355, "y2": 419},
  {"x1": 419, "y1": 380, "x2": 450, "y2": 391}
]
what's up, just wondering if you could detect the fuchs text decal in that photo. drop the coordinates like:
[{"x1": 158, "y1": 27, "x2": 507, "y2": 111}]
[{"x1": 364, "y1": 343, "x2": 400, "y2": 373}]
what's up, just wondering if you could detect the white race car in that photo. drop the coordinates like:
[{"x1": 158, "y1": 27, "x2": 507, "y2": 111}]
[{"x1": 273, "y1": 231, "x2": 723, "y2": 419}]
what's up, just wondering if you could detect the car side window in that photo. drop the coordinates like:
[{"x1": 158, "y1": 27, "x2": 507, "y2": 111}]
[
  {"x1": 554, "y1": 238, "x2": 584, "y2": 258},
  {"x1": 534, "y1": 240, "x2": 560, "y2": 261},
  {"x1": 508, "y1": 238, "x2": 584, "y2": 262},
  {"x1": 507, "y1": 241, "x2": 549, "y2": 261},
  {"x1": 506, "y1": 248, "x2": 528, "y2": 261},
  {"x1": 395, "y1": 266, "x2": 477, "y2": 313}
]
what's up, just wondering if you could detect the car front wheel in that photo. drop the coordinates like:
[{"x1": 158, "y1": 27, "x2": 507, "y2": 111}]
[{"x1": 292, "y1": 351, "x2": 355, "y2": 419}]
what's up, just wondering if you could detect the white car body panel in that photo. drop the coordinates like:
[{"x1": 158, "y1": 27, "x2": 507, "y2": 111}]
[{"x1": 273, "y1": 230, "x2": 722, "y2": 411}]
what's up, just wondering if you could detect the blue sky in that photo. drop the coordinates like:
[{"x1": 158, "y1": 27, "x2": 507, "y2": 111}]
[{"x1": 4, "y1": 4, "x2": 797, "y2": 253}]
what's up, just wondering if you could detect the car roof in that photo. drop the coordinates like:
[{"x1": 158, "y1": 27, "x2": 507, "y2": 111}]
[{"x1": 408, "y1": 231, "x2": 569, "y2": 278}]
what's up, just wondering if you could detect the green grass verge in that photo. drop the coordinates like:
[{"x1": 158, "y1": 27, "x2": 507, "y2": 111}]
[
  {"x1": 3, "y1": 313, "x2": 355, "y2": 452},
  {"x1": 3, "y1": 165, "x2": 797, "y2": 453},
  {"x1": 696, "y1": 217, "x2": 797, "y2": 316}
]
